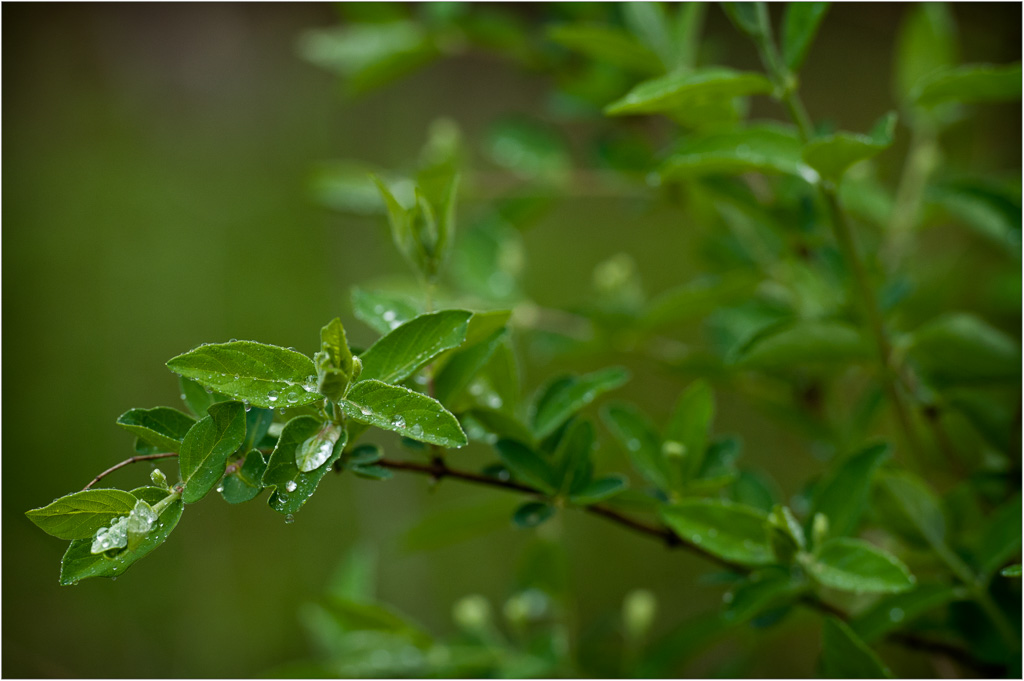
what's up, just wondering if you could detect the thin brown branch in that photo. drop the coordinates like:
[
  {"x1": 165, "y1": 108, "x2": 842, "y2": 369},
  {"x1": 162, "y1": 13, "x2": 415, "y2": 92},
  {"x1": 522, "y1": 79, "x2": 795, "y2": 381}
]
[
  {"x1": 83, "y1": 452, "x2": 178, "y2": 490},
  {"x1": 375, "y1": 454, "x2": 998, "y2": 673}
]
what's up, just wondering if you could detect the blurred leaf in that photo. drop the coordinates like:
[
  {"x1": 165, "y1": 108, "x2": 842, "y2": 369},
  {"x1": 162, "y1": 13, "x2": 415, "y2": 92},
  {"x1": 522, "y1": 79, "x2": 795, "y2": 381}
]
[
  {"x1": 318, "y1": 598, "x2": 432, "y2": 648},
  {"x1": 263, "y1": 416, "x2": 341, "y2": 515},
  {"x1": 734, "y1": 320, "x2": 873, "y2": 369},
  {"x1": 530, "y1": 367, "x2": 630, "y2": 440},
  {"x1": 179, "y1": 402, "x2": 246, "y2": 505},
  {"x1": 59, "y1": 490, "x2": 184, "y2": 585},
  {"x1": 358, "y1": 310, "x2": 472, "y2": 384},
  {"x1": 730, "y1": 469, "x2": 781, "y2": 512},
  {"x1": 569, "y1": 475, "x2": 628, "y2": 505},
  {"x1": 808, "y1": 538, "x2": 915, "y2": 594},
  {"x1": 27, "y1": 489, "x2": 138, "y2": 541},
  {"x1": 435, "y1": 329, "x2": 507, "y2": 407},
  {"x1": 351, "y1": 287, "x2": 421, "y2": 336},
  {"x1": 553, "y1": 418, "x2": 596, "y2": 496},
  {"x1": 782, "y1": 2, "x2": 829, "y2": 72},
  {"x1": 927, "y1": 177, "x2": 1022, "y2": 255},
  {"x1": 660, "y1": 124, "x2": 816, "y2": 181},
  {"x1": 893, "y1": 3, "x2": 958, "y2": 104},
  {"x1": 495, "y1": 439, "x2": 557, "y2": 493},
  {"x1": 875, "y1": 470, "x2": 946, "y2": 548},
  {"x1": 851, "y1": 583, "x2": 964, "y2": 642},
  {"x1": 768, "y1": 505, "x2": 806, "y2": 563},
  {"x1": 601, "y1": 402, "x2": 671, "y2": 491},
  {"x1": 341, "y1": 380, "x2": 467, "y2": 447},
  {"x1": 820, "y1": 616, "x2": 893, "y2": 678},
  {"x1": 690, "y1": 437, "x2": 741, "y2": 494},
  {"x1": 512, "y1": 501, "x2": 556, "y2": 528},
  {"x1": 911, "y1": 62, "x2": 1022, "y2": 108},
  {"x1": 807, "y1": 443, "x2": 891, "y2": 542},
  {"x1": 166, "y1": 342, "x2": 320, "y2": 409},
  {"x1": 671, "y1": 3, "x2": 706, "y2": 70},
  {"x1": 463, "y1": 407, "x2": 534, "y2": 445},
  {"x1": 974, "y1": 495, "x2": 1023, "y2": 580},
  {"x1": 220, "y1": 449, "x2": 267, "y2": 505},
  {"x1": 483, "y1": 117, "x2": 571, "y2": 183},
  {"x1": 721, "y1": 2, "x2": 770, "y2": 40},
  {"x1": 802, "y1": 112, "x2": 898, "y2": 183},
  {"x1": 906, "y1": 312, "x2": 1021, "y2": 387},
  {"x1": 547, "y1": 23, "x2": 662, "y2": 74},
  {"x1": 722, "y1": 566, "x2": 803, "y2": 623},
  {"x1": 311, "y1": 161, "x2": 386, "y2": 215},
  {"x1": 451, "y1": 218, "x2": 525, "y2": 302},
  {"x1": 1002, "y1": 564, "x2": 1022, "y2": 577},
  {"x1": 605, "y1": 68, "x2": 772, "y2": 116},
  {"x1": 622, "y1": 2, "x2": 674, "y2": 71},
  {"x1": 641, "y1": 273, "x2": 760, "y2": 329},
  {"x1": 350, "y1": 464, "x2": 393, "y2": 480},
  {"x1": 116, "y1": 407, "x2": 195, "y2": 453},
  {"x1": 660, "y1": 499, "x2": 774, "y2": 566},
  {"x1": 664, "y1": 380, "x2": 714, "y2": 483}
]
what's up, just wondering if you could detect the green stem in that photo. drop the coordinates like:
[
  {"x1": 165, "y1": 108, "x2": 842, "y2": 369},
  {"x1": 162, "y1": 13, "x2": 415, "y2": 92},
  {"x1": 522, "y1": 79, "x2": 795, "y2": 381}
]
[
  {"x1": 151, "y1": 487, "x2": 181, "y2": 515},
  {"x1": 886, "y1": 120, "x2": 939, "y2": 270}
]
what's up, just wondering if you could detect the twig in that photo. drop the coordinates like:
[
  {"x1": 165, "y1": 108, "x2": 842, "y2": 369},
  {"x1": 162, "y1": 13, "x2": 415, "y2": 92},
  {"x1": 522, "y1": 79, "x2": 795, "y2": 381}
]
[{"x1": 83, "y1": 452, "x2": 178, "y2": 490}]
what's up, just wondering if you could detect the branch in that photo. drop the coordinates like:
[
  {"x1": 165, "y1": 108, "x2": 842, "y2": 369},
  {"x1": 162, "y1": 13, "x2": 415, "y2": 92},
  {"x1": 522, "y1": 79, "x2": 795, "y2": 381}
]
[
  {"x1": 83, "y1": 452, "x2": 178, "y2": 490},
  {"x1": 374, "y1": 454, "x2": 999, "y2": 674}
]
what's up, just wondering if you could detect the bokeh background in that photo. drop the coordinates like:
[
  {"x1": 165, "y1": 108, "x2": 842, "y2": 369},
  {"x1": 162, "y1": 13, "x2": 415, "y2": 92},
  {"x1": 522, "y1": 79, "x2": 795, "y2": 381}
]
[{"x1": 3, "y1": 3, "x2": 1020, "y2": 678}]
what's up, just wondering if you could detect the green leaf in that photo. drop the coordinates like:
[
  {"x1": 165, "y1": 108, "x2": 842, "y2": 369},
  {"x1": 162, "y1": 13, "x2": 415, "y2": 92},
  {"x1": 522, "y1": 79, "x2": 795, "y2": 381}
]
[
  {"x1": 311, "y1": 160, "x2": 387, "y2": 215},
  {"x1": 569, "y1": 475, "x2": 628, "y2": 506},
  {"x1": 512, "y1": 501, "x2": 556, "y2": 529},
  {"x1": 734, "y1": 320, "x2": 873, "y2": 369},
  {"x1": 1002, "y1": 564, "x2": 1022, "y2": 578},
  {"x1": 166, "y1": 341, "x2": 320, "y2": 409},
  {"x1": 659, "y1": 124, "x2": 816, "y2": 181},
  {"x1": 802, "y1": 112, "x2": 898, "y2": 183},
  {"x1": 27, "y1": 489, "x2": 138, "y2": 540},
  {"x1": 875, "y1": 470, "x2": 946, "y2": 548},
  {"x1": 602, "y1": 403, "x2": 671, "y2": 492},
  {"x1": 220, "y1": 449, "x2": 268, "y2": 505},
  {"x1": 807, "y1": 443, "x2": 891, "y2": 542},
  {"x1": 671, "y1": 3, "x2": 706, "y2": 70},
  {"x1": 494, "y1": 439, "x2": 556, "y2": 493},
  {"x1": 767, "y1": 505, "x2": 806, "y2": 563},
  {"x1": 483, "y1": 117, "x2": 571, "y2": 183},
  {"x1": 664, "y1": 380, "x2": 714, "y2": 483},
  {"x1": 910, "y1": 62, "x2": 1022, "y2": 108},
  {"x1": 927, "y1": 177, "x2": 1022, "y2": 254},
  {"x1": 641, "y1": 273, "x2": 759, "y2": 329},
  {"x1": 340, "y1": 380, "x2": 467, "y2": 448},
  {"x1": 351, "y1": 287, "x2": 421, "y2": 336},
  {"x1": 351, "y1": 464, "x2": 393, "y2": 480},
  {"x1": 178, "y1": 376, "x2": 229, "y2": 418},
  {"x1": 851, "y1": 583, "x2": 964, "y2": 642},
  {"x1": 821, "y1": 616, "x2": 893, "y2": 678},
  {"x1": 531, "y1": 367, "x2": 630, "y2": 440},
  {"x1": 721, "y1": 2, "x2": 770, "y2": 40},
  {"x1": 116, "y1": 407, "x2": 196, "y2": 452},
  {"x1": 296, "y1": 422, "x2": 347, "y2": 474},
  {"x1": 178, "y1": 401, "x2": 247, "y2": 504},
  {"x1": 808, "y1": 538, "x2": 915, "y2": 594},
  {"x1": 242, "y1": 407, "x2": 275, "y2": 453},
  {"x1": 59, "y1": 490, "x2": 184, "y2": 585},
  {"x1": 660, "y1": 499, "x2": 774, "y2": 566},
  {"x1": 357, "y1": 310, "x2": 472, "y2": 384},
  {"x1": 729, "y1": 469, "x2": 780, "y2": 512},
  {"x1": 622, "y1": 2, "x2": 673, "y2": 71},
  {"x1": 907, "y1": 312, "x2": 1021, "y2": 387},
  {"x1": 553, "y1": 418, "x2": 595, "y2": 496},
  {"x1": 781, "y1": 2, "x2": 829, "y2": 72},
  {"x1": 315, "y1": 318, "x2": 358, "y2": 401},
  {"x1": 434, "y1": 329, "x2": 507, "y2": 407},
  {"x1": 547, "y1": 23, "x2": 662, "y2": 74},
  {"x1": 893, "y1": 3, "x2": 957, "y2": 103},
  {"x1": 722, "y1": 566, "x2": 803, "y2": 624},
  {"x1": 263, "y1": 416, "x2": 342, "y2": 515},
  {"x1": 605, "y1": 68, "x2": 773, "y2": 116},
  {"x1": 974, "y1": 495, "x2": 1023, "y2": 579}
]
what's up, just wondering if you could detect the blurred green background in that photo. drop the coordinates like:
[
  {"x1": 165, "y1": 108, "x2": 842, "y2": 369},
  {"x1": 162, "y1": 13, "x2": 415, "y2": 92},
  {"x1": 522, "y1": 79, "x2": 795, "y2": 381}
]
[{"x1": 3, "y1": 3, "x2": 1020, "y2": 677}]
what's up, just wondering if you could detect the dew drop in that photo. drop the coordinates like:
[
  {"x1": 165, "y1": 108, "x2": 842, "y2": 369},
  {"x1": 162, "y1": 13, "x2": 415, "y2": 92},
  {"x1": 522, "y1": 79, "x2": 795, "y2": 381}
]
[
  {"x1": 278, "y1": 494, "x2": 289, "y2": 503},
  {"x1": 267, "y1": 390, "x2": 279, "y2": 402},
  {"x1": 410, "y1": 424, "x2": 423, "y2": 437},
  {"x1": 486, "y1": 394, "x2": 503, "y2": 409},
  {"x1": 286, "y1": 392, "x2": 298, "y2": 404},
  {"x1": 360, "y1": 407, "x2": 372, "y2": 416},
  {"x1": 382, "y1": 310, "x2": 396, "y2": 323},
  {"x1": 627, "y1": 438, "x2": 641, "y2": 451},
  {"x1": 179, "y1": 393, "x2": 187, "y2": 401},
  {"x1": 285, "y1": 480, "x2": 298, "y2": 493},
  {"x1": 392, "y1": 415, "x2": 406, "y2": 429},
  {"x1": 284, "y1": 514, "x2": 295, "y2": 524},
  {"x1": 233, "y1": 374, "x2": 240, "y2": 380},
  {"x1": 216, "y1": 485, "x2": 224, "y2": 493}
]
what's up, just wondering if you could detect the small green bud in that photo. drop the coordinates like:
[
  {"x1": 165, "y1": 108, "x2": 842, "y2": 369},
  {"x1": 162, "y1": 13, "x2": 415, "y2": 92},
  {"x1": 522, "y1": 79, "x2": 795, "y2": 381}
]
[
  {"x1": 150, "y1": 468, "x2": 169, "y2": 489},
  {"x1": 661, "y1": 440, "x2": 686, "y2": 459},
  {"x1": 811, "y1": 512, "x2": 829, "y2": 549},
  {"x1": 623, "y1": 589, "x2": 657, "y2": 641}
]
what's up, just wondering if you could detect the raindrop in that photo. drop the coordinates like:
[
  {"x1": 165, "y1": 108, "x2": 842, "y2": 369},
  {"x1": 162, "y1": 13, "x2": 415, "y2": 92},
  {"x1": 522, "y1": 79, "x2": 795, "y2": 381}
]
[
  {"x1": 286, "y1": 392, "x2": 298, "y2": 404},
  {"x1": 392, "y1": 415, "x2": 406, "y2": 429},
  {"x1": 382, "y1": 310, "x2": 397, "y2": 323},
  {"x1": 284, "y1": 514, "x2": 295, "y2": 524},
  {"x1": 267, "y1": 390, "x2": 279, "y2": 402},
  {"x1": 179, "y1": 393, "x2": 187, "y2": 401},
  {"x1": 278, "y1": 494, "x2": 289, "y2": 503},
  {"x1": 243, "y1": 401, "x2": 252, "y2": 412},
  {"x1": 486, "y1": 395, "x2": 503, "y2": 409},
  {"x1": 233, "y1": 374, "x2": 240, "y2": 381},
  {"x1": 216, "y1": 485, "x2": 224, "y2": 493},
  {"x1": 410, "y1": 424, "x2": 424, "y2": 437},
  {"x1": 285, "y1": 480, "x2": 298, "y2": 493},
  {"x1": 627, "y1": 439, "x2": 641, "y2": 451},
  {"x1": 360, "y1": 407, "x2": 372, "y2": 416}
]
